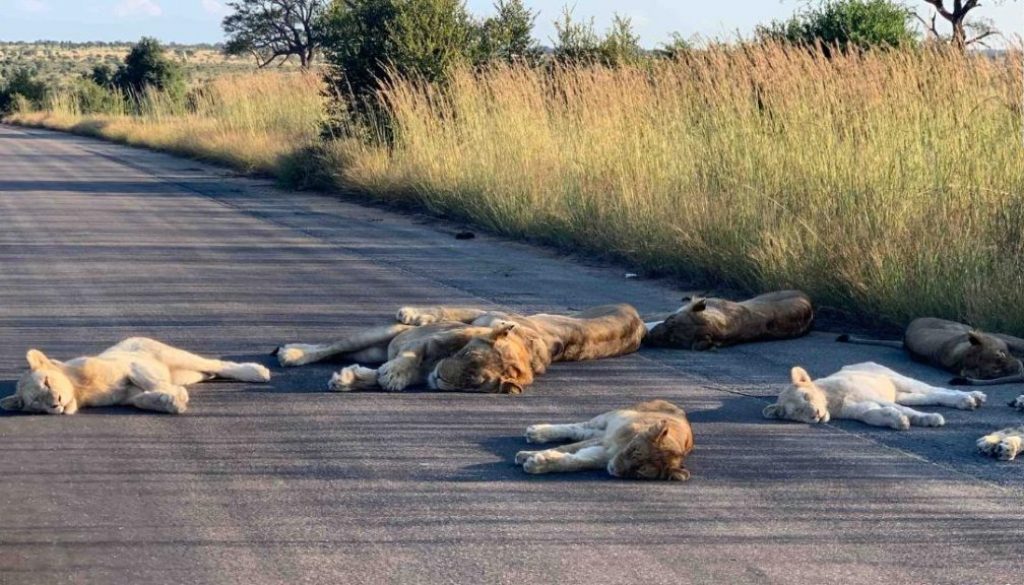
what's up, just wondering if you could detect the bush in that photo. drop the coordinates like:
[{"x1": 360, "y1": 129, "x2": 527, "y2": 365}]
[
  {"x1": 472, "y1": 0, "x2": 540, "y2": 65},
  {"x1": 0, "y1": 68, "x2": 48, "y2": 113},
  {"x1": 757, "y1": 0, "x2": 916, "y2": 51},
  {"x1": 113, "y1": 38, "x2": 186, "y2": 99},
  {"x1": 553, "y1": 9, "x2": 643, "y2": 66}
]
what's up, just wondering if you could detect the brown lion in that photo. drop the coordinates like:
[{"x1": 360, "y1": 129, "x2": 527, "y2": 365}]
[
  {"x1": 837, "y1": 317, "x2": 1024, "y2": 385},
  {"x1": 515, "y1": 400, "x2": 694, "y2": 481},
  {"x1": 644, "y1": 290, "x2": 814, "y2": 350},
  {"x1": 275, "y1": 304, "x2": 645, "y2": 394}
]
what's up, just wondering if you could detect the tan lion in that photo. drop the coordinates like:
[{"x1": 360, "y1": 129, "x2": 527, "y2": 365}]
[
  {"x1": 0, "y1": 338, "x2": 271, "y2": 415},
  {"x1": 644, "y1": 290, "x2": 814, "y2": 350},
  {"x1": 763, "y1": 362, "x2": 986, "y2": 430},
  {"x1": 515, "y1": 400, "x2": 694, "y2": 481},
  {"x1": 838, "y1": 318, "x2": 1024, "y2": 385},
  {"x1": 275, "y1": 304, "x2": 645, "y2": 394}
]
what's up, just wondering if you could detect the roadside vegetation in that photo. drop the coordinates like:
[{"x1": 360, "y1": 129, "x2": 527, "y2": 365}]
[{"x1": 5, "y1": 0, "x2": 1024, "y2": 331}]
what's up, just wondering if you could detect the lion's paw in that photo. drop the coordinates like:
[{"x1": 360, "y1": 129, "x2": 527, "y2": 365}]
[
  {"x1": 917, "y1": 413, "x2": 945, "y2": 427},
  {"x1": 377, "y1": 361, "x2": 415, "y2": 391},
  {"x1": 956, "y1": 392, "x2": 986, "y2": 410},
  {"x1": 977, "y1": 433, "x2": 1001, "y2": 456},
  {"x1": 515, "y1": 450, "x2": 538, "y2": 465},
  {"x1": 1010, "y1": 394, "x2": 1024, "y2": 411},
  {"x1": 276, "y1": 344, "x2": 313, "y2": 367},
  {"x1": 159, "y1": 390, "x2": 189, "y2": 414},
  {"x1": 892, "y1": 415, "x2": 911, "y2": 431},
  {"x1": 328, "y1": 367, "x2": 358, "y2": 392},
  {"x1": 523, "y1": 451, "x2": 561, "y2": 474},
  {"x1": 237, "y1": 363, "x2": 271, "y2": 383},
  {"x1": 525, "y1": 424, "x2": 551, "y2": 444},
  {"x1": 396, "y1": 307, "x2": 437, "y2": 326}
]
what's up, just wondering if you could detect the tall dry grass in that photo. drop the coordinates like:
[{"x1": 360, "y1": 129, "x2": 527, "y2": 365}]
[
  {"x1": 8, "y1": 45, "x2": 1024, "y2": 330},
  {"x1": 10, "y1": 70, "x2": 326, "y2": 173},
  {"x1": 334, "y1": 45, "x2": 1024, "y2": 330}
]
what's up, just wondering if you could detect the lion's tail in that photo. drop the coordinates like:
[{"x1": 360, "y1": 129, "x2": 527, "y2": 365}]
[{"x1": 835, "y1": 334, "x2": 903, "y2": 349}]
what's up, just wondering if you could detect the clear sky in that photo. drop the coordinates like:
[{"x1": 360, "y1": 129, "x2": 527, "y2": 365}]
[{"x1": 0, "y1": 0, "x2": 1021, "y2": 47}]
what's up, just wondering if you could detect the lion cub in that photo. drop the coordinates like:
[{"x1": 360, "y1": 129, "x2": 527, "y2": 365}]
[
  {"x1": 763, "y1": 362, "x2": 986, "y2": 430},
  {"x1": 0, "y1": 338, "x2": 270, "y2": 415},
  {"x1": 515, "y1": 400, "x2": 694, "y2": 481}
]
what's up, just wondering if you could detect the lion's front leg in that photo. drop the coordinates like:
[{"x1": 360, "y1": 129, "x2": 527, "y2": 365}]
[
  {"x1": 977, "y1": 426, "x2": 1024, "y2": 461},
  {"x1": 328, "y1": 365, "x2": 380, "y2": 392},
  {"x1": 520, "y1": 442, "x2": 609, "y2": 475},
  {"x1": 128, "y1": 386, "x2": 190, "y2": 414},
  {"x1": 395, "y1": 306, "x2": 490, "y2": 326}
]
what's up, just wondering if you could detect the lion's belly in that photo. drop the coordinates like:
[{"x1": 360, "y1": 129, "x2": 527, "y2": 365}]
[{"x1": 826, "y1": 373, "x2": 898, "y2": 405}]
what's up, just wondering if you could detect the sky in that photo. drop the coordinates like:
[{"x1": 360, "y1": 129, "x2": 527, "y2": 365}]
[{"x1": 0, "y1": 0, "x2": 1021, "y2": 47}]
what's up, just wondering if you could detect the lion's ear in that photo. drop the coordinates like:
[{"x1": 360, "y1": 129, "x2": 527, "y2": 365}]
[
  {"x1": 489, "y1": 322, "x2": 516, "y2": 341},
  {"x1": 653, "y1": 420, "x2": 671, "y2": 442},
  {"x1": 762, "y1": 404, "x2": 781, "y2": 419},
  {"x1": 26, "y1": 349, "x2": 52, "y2": 371},
  {"x1": 0, "y1": 395, "x2": 24, "y2": 411},
  {"x1": 790, "y1": 366, "x2": 812, "y2": 386},
  {"x1": 499, "y1": 380, "x2": 524, "y2": 395},
  {"x1": 967, "y1": 331, "x2": 984, "y2": 346},
  {"x1": 690, "y1": 299, "x2": 707, "y2": 313}
]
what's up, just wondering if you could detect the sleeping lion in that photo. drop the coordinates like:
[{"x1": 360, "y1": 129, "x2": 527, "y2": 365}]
[
  {"x1": 977, "y1": 396, "x2": 1024, "y2": 461},
  {"x1": 515, "y1": 400, "x2": 694, "y2": 481},
  {"x1": 763, "y1": 362, "x2": 986, "y2": 430},
  {"x1": 644, "y1": 290, "x2": 813, "y2": 350},
  {"x1": 838, "y1": 318, "x2": 1024, "y2": 385},
  {"x1": 275, "y1": 304, "x2": 645, "y2": 394},
  {"x1": 0, "y1": 337, "x2": 270, "y2": 415}
]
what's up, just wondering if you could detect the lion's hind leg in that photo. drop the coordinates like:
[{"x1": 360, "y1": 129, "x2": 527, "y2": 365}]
[
  {"x1": 977, "y1": 426, "x2": 1024, "y2": 461},
  {"x1": 895, "y1": 388, "x2": 986, "y2": 410},
  {"x1": 525, "y1": 422, "x2": 605, "y2": 444},
  {"x1": 133, "y1": 340, "x2": 270, "y2": 383}
]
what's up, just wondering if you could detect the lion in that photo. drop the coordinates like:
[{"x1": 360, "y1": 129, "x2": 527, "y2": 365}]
[
  {"x1": 762, "y1": 362, "x2": 986, "y2": 430},
  {"x1": 275, "y1": 304, "x2": 645, "y2": 394},
  {"x1": 514, "y1": 400, "x2": 694, "y2": 481},
  {"x1": 0, "y1": 338, "x2": 271, "y2": 415},
  {"x1": 644, "y1": 290, "x2": 814, "y2": 350},
  {"x1": 837, "y1": 318, "x2": 1024, "y2": 385}
]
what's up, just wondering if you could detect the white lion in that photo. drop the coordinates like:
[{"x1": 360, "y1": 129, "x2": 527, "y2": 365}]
[
  {"x1": 0, "y1": 337, "x2": 271, "y2": 415},
  {"x1": 763, "y1": 362, "x2": 986, "y2": 430},
  {"x1": 975, "y1": 395, "x2": 1024, "y2": 461}
]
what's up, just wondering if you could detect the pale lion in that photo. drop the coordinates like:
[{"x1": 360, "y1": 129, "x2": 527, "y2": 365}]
[
  {"x1": 515, "y1": 400, "x2": 694, "y2": 481},
  {"x1": 276, "y1": 304, "x2": 645, "y2": 394},
  {"x1": 838, "y1": 318, "x2": 1024, "y2": 385},
  {"x1": 977, "y1": 425, "x2": 1024, "y2": 461},
  {"x1": 762, "y1": 362, "x2": 986, "y2": 430},
  {"x1": 644, "y1": 290, "x2": 814, "y2": 350},
  {"x1": 0, "y1": 338, "x2": 271, "y2": 415}
]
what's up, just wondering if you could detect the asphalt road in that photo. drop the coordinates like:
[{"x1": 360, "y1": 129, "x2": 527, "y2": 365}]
[{"x1": 1, "y1": 124, "x2": 1022, "y2": 585}]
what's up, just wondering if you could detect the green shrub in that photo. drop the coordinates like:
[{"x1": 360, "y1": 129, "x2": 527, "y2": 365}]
[
  {"x1": 757, "y1": 0, "x2": 916, "y2": 51},
  {"x1": 0, "y1": 68, "x2": 48, "y2": 113}
]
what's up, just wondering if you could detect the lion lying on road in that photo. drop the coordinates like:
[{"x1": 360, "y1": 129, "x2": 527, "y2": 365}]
[
  {"x1": 0, "y1": 338, "x2": 270, "y2": 415},
  {"x1": 644, "y1": 290, "x2": 813, "y2": 350},
  {"x1": 515, "y1": 400, "x2": 694, "y2": 481},
  {"x1": 276, "y1": 304, "x2": 645, "y2": 394},
  {"x1": 838, "y1": 318, "x2": 1024, "y2": 385},
  {"x1": 763, "y1": 362, "x2": 986, "y2": 430}
]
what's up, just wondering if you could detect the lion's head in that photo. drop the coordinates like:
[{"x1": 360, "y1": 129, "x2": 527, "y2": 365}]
[
  {"x1": 960, "y1": 331, "x2": 1023, "y2": 380},
  {"x1": 428, "y1": 322, "x2": 540, "y2": 394},
  {"x1": 762, "y1": 366, "x2": 830, "y2": 424},
  {"x1": 1, "y1": 350, "x2": 77, "y2": 415},
  {"x1": 607, "y1": 420, "x2": 692, "y2": 481},
  {"x1": 645, "y1": 298, "x2": 723, "y2": 350}
]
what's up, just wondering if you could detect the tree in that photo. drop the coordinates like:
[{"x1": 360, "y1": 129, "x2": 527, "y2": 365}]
[
  {"x1": 90, "y1": 63, "x2": 116, "y2": 88},
  {"x1": 599, "y1": 14, "x2": 643, "y2": 66},
  {"x1": 473, "y1": 0, "x2": 540, "y2": 65},
  {"x1": 917, "y1": 0, "x2": 1014, "y2": 49},
  {"x1": 553, "y1": 9, "x2": 644, "y2": 66},
  {"x1": 321, "y1": 0, "x2": 474, "y2": 101},
  {"x1": 113, "y1": 38, "x2": 185, "y2": 97},
  {"x1": 222, "y1": 0, "x2": 328, "y2": 68},
  {"x1": 757, "y1": 0, "x2": 916, "y2": 51}
]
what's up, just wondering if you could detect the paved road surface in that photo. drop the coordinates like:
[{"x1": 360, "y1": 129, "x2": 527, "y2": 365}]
[{"x1": 0, "y1": 124, "x2": 1022, "y2": 585}]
